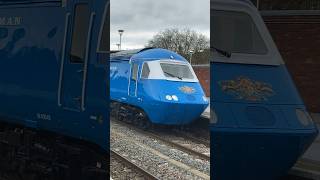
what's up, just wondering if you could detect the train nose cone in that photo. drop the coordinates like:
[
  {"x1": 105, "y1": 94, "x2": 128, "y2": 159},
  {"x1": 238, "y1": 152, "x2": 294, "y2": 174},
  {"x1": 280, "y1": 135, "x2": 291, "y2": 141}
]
[
  {"x1": 160, "y1": 94, "x2": 208, "y2": 125},
  {"x1": 211, "y1": 126, "x2": 318, "y2": 180}
]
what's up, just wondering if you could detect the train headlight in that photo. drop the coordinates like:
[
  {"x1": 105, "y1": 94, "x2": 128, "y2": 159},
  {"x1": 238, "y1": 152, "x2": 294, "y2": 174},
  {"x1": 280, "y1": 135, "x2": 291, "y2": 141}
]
[
  {"x1": 172, "y1": 95, "x2": 179, "y2": 101},
  {"x1": 165, "y1": 95, "x2": 173, "y2": 101},
  {"x1": 296, "y1": 109, "x2": 313, "y2": 126}
]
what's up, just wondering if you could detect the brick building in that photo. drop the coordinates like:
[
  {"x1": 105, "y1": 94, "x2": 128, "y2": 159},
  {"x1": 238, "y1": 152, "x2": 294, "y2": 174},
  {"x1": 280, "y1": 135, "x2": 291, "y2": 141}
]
[
  {"x1": 193, "y1": 65, "x2": 210, "y2": 97},
  {"x1": 262, "y1": 12, "x2": 320, "y2": 113},
  {"x1": 250, "y1": 0, "x2": 320, "y2": 10},
  {"x1": 253, "y1": 0, "x2": 320, "y2": 112}
]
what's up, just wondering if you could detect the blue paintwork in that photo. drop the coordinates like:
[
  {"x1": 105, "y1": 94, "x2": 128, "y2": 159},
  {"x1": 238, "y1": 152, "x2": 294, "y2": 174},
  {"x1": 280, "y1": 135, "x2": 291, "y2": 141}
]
[
  {"x1": 211, "y1": 1, "x2": 319, "y2": 179},
  {"x1": 110, "y1": 48, "x2": 208, "y2": 125},
  {"x1": 0, "y1": 0, "x2": 109, "y2": 151},
  {"x1": 211, "y1": 63, "x2": 318, "y2": 179}
]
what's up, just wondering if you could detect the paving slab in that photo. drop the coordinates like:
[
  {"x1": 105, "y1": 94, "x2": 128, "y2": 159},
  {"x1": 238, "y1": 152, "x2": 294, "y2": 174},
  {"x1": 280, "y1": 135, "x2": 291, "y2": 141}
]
[
  {"x1": 201, "y1": 98, "x2": 210, "y2": 119},
  {"x1": 303, "y1": 113, "x2": 320, "y2": 161},
  {"x1": 290, "y1": 113, "x2": 320, "y2": 179}
]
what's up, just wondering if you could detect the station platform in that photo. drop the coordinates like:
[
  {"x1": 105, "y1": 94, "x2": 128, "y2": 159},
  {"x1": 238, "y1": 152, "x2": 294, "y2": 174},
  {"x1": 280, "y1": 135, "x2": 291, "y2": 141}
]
[
  {"x1": 201, "y1": 97, "x2": 210, "y2": 119},
  {"x1": 289, "y1": 113, "x2": 320, "y2": 180}
]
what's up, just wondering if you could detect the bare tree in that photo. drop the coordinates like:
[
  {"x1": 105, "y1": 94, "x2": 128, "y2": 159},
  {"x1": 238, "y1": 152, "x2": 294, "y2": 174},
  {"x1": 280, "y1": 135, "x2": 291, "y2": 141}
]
[{"x1": 146, "y1": 28, "x2": 209, "y2": 60}]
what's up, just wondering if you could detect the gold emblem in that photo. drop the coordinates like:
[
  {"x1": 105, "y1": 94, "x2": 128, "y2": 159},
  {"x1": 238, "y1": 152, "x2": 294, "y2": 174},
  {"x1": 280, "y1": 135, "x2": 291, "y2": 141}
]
[
  {"x1": 179, "y1": 86, "x2": 195, "y2": 94},
  {"x1": 219, "y1": 76, "x2": 275, "y2": 101}
]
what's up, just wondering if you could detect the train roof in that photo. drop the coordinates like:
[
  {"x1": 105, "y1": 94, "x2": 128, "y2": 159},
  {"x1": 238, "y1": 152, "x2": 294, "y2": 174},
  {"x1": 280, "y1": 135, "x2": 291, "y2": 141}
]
[
  {"x1": 235, "y1": 0, "x2": 253, "y2": 5},
  {"x1": 211, "y1": 0, "x2": 254, "y2": 7},
  {"x1": 0, "y1": 0, "x2": 60, "y2": 3},
  {"x1": 110, "y1": 48, "x2": 153, "y2": 59},
  {"x1": 110, "y1": 48, "x2": 187, "y2": 63}
]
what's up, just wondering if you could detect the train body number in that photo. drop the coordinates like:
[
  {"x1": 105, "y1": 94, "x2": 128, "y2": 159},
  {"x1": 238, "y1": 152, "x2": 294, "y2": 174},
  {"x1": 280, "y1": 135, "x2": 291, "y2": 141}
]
[{"x1": 36, "y1": 113, "x2": 51, "y2": 121}]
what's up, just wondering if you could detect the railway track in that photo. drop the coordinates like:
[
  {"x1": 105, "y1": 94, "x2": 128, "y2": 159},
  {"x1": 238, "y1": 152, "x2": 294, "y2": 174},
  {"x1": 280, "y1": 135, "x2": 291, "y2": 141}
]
[
  {"x1": 111, "y1": 150, "x2": 159, "y2": 180},
  {"x1": 172, "y1": 129, "x2": 210, "y2": 147},
  {"x1": 171, "y1": 116, "x2": 210, "y2": 147},
  {"x1": 113, "y1": 119, "x2": 210, "y2": 161},
  {"x1": 111, "y1": 119, "x2": 210, "y2": 179}
]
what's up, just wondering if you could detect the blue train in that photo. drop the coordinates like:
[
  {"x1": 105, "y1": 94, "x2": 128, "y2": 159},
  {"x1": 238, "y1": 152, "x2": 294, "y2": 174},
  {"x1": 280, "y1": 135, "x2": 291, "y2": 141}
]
[
  {"x1": 211, "y1": 0, "x2": 319, "y2": 179},
  {"x1": 0, "y1": 0, "x2": 109, "y2": 179},
  {"x1": 110, "y1": 48, "x2": 209, "y2": 126}
]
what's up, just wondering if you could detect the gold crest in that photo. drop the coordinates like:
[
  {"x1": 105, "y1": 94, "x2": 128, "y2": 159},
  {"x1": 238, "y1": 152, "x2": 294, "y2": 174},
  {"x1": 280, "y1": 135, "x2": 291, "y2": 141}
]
[
  {"x1": 219, "y1": 76, "x2": 275, "y2": 101},
  {"x1": 179, "y1": 86, "x2": 196, "y2": 94}
]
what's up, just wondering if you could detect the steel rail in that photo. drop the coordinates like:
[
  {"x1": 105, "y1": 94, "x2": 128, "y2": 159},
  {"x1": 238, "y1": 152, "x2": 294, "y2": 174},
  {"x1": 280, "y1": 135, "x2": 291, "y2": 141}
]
[
  {"x1": 172, "y1": 129, "x2": 210, "y2": 147},
  {"x1": 111, "y1": 150, "x2": 159, "y2": 180},
  {"x1": 113, "y1": 119, "x2": 210, "y2": 161}
]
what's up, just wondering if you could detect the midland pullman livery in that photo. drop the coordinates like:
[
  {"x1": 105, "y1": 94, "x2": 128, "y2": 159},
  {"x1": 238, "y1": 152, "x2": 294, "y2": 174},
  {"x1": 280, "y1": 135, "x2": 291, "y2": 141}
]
[
  {"x1": 0, "y1": 0, "x2": 109, "y2": 179},
  {"x1": 211, "y1": 0, "x2": 318, "y2": 179},
  {"x1": 110, "y1": 48, "x2": 209, "y2": 127}
]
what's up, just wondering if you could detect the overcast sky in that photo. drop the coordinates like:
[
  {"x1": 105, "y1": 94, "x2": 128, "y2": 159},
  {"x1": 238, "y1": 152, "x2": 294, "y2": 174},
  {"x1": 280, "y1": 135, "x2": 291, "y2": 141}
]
[{"x1": 110, "y1": 0, "x2": 210, "y2": 50}]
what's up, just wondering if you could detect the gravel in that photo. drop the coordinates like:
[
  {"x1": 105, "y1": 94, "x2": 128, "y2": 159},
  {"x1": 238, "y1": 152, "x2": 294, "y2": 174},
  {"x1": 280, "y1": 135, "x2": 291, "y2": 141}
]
[
  {"x1": 156, "y1": 133, "x2": 210, "y2": 156},
  {"x1": 111, "y1": 155, "x2": 146, "y2": 180},
  {"x1": 111, "y1": 120, "x2": 210, "y2": 180}
]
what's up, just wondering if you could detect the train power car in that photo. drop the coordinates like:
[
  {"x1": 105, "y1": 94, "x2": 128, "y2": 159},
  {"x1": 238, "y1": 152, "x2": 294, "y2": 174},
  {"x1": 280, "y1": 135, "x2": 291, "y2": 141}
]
[
  {"x1": 211, "y1": 0, "x2": 318, "y2": 179},
  {"x1": 110, "y1": 48, "x2": 209, "y2": 127},
  {"x1": 0, "y1": 0, "x2": 109, "y2": 179}
]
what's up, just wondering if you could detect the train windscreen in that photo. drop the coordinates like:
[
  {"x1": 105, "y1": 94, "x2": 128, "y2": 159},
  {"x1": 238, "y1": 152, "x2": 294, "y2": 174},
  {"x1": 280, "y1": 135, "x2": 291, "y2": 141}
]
[
  {"x1": 160, "y1": 63, "x2": 194, "y2": 80},
  {"x1": 212, "y1": 10, "x2": 268, "y2": 55}
]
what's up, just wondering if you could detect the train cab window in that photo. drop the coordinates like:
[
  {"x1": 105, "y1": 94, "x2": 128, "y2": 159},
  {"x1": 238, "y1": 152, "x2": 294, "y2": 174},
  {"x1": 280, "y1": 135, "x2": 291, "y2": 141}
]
[
  {"x1": 160, "y1": 63, "x2": 194, "y2": 80},
  {"x1": 98, "y1": 4, "x2": 109, "y2": 52},
  {"x1": 131, "y1": 64, "x2": 139, "y2": 81},
  {"x1": 70, "y1": 4, "x2": 91, "y2": 63},
  {"x1": 212, "y1": 10, "x2": 268, "y2": 55},
  {"x1": 141, "y1": 63, "x2": 150, "y2": 79}
]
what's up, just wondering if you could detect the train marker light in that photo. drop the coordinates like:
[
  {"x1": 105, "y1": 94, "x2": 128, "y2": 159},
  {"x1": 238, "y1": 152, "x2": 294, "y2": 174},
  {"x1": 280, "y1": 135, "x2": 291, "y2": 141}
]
[
  {"x1": 165, "y1": 95, "x2": 173, "y2": 101},
  {"x1": 172, "y1": 95, "x2": 179, "y2": 101}
]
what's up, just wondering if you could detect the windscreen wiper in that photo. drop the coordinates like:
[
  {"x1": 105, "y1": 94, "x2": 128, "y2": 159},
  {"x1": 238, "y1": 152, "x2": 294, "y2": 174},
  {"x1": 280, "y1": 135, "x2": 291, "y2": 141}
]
[
  {"x1": 212, "y1": 46, "x2": 231, "y2": 58},
  {"x1": 164, "y1": 72, "x2": 183, "y2": 80}
]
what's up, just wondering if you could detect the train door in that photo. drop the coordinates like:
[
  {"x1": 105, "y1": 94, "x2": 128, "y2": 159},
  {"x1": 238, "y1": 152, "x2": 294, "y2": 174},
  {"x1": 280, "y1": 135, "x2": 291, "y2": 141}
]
[
  {"x1": 128, "y1": 61, "x2": 139, "y2": 98},
  {"x1": 59, "y1": 1, "x2": 95, "y2": 111}
]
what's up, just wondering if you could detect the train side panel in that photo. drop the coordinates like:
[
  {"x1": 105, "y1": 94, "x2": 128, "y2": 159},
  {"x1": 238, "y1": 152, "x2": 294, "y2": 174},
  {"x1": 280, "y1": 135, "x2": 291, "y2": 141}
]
[
  {"x1": 0, "y1": 3, "x2": 65, "y2": 130},
  {"x1": 110, "y1": 60, "x2": 130, "y2": 102},
  {"x1": 0, "y1": 0, "x2": 109, "y2": 150}
]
